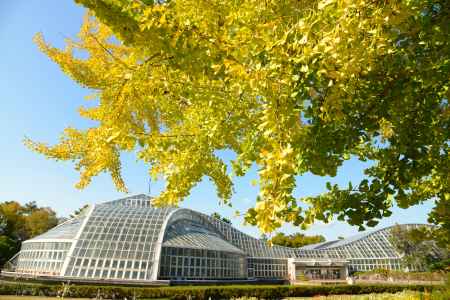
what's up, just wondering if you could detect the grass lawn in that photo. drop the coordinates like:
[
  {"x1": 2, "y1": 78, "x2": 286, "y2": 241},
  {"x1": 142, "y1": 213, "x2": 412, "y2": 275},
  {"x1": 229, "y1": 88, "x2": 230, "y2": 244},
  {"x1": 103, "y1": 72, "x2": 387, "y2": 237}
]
[
  {"x1": 291, "y1": 290, "x2": 449, "y2": 299},
  {"x1": 1, "y1": 290, "x2": 449, "y2": 300},
  {"x1": 0, "y1": 297, "x2": 90, "y2": 300}
]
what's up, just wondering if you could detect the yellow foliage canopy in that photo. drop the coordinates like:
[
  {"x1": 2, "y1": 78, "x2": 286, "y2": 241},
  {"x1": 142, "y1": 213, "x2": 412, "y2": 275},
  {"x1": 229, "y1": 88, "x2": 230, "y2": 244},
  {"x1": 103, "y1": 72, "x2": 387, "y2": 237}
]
[{"x1": 27, "y1": 0, "x2": 449, "y2": 234}]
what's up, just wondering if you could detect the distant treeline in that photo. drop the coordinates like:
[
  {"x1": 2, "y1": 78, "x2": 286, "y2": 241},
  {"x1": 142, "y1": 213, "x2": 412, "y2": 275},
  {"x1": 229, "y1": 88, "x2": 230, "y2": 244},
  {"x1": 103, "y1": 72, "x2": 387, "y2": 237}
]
[{"x1": 0, "y1": 201, "x2": 59, "y2": 266}]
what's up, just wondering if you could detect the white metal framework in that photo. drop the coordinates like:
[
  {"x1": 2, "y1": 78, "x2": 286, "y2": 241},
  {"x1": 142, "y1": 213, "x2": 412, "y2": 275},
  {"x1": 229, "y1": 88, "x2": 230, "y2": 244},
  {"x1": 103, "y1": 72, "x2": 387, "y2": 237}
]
[{"x1": 7, "y1": 194, "x2": 431, "y2": 283}]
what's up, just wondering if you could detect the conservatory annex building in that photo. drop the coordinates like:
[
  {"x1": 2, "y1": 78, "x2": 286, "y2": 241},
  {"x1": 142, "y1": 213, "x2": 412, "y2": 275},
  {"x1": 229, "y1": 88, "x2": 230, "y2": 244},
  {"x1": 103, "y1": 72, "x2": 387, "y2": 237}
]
[{"x1": 5, "y1": 194, "x2": 430, "y2": 284}]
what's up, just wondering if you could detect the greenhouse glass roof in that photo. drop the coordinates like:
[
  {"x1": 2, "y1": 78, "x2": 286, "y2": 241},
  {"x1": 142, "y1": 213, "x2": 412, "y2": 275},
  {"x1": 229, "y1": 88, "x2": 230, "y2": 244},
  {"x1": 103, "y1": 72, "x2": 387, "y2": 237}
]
[{"x1": 28, "y1": 216, "x2": 85, "y2": 241}]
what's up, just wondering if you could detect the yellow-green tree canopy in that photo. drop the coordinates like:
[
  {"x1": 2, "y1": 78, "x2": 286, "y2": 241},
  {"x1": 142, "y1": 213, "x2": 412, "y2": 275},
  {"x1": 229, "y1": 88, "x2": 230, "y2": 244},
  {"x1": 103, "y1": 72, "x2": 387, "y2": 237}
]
[
  {"x1": 270, "y1": 232, "x2": 325, "y2": 248},
  {"x1": 27, "y1": 0, "x2": 449, "y2": 235}
]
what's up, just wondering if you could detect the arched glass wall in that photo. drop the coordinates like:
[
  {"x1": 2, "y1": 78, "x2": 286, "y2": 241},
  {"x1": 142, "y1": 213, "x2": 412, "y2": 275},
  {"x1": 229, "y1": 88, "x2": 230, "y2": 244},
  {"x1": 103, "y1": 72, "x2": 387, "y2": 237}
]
[{"x1": 63, "y1": 198, "x2": 175, "y2": 281}]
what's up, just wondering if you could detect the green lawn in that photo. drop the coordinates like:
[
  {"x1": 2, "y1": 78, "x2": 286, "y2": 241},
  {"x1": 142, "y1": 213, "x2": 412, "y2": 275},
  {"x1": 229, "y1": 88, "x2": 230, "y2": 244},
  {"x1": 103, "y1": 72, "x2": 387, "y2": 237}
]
[
  {"x1": 1, "y1": 290, "x2": 449, "y2": 300},
  {"x1": 288, "y1": 290, "x2": 450, "y2": 299},
  {"x1": 0, "y1": 297, "x2": 90, "y2": 300}
]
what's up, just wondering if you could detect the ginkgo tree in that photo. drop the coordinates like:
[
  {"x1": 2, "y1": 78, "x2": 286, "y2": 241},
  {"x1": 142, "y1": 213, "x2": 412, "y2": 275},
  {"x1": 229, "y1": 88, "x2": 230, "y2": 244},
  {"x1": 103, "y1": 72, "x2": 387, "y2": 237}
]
[{"x1": 27, "y1": 0, "x2": 449, "y2": 237}]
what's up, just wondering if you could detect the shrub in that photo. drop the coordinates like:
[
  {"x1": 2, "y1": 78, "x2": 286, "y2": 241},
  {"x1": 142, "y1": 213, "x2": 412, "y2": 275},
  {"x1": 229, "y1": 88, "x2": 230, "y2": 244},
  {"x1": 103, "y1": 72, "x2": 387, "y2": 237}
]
[
  {"x1": 354, "y1": 269, "x2": 447, "y2": 282},
  {"x1": 0, "y1": 281, "x2": 445, "y2": 299},
  {"x1": 429, "y1": 259, "x2": 450, "y2": 271}
]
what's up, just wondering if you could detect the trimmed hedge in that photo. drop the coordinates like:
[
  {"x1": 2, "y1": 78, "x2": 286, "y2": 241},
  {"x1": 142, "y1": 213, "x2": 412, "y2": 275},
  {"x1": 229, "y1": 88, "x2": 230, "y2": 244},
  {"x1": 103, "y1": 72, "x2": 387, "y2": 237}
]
[
  {"x1": 354, "y1": 269, "x2": 447, "y2": 282},
  {"x1": 0, "y1": 282, "x2": 444, "y2": 299}
]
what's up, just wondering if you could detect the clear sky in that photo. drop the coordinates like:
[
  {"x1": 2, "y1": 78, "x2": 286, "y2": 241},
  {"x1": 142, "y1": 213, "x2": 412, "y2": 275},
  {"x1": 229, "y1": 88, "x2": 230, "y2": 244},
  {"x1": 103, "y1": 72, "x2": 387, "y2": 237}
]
[{"x1": 0, "y1": 1, "x2": 433, "y2": 241}]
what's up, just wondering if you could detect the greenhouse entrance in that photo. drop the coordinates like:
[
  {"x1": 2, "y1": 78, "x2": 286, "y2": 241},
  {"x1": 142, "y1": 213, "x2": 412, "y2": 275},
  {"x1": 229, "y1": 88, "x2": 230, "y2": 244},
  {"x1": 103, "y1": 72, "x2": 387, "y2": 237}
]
[
  {"x1": 287, "y1": 258, "x2": 349, "y2": 281},
  {"x1": 303, "y1": 268, "x2": 342, "y2": 280}
]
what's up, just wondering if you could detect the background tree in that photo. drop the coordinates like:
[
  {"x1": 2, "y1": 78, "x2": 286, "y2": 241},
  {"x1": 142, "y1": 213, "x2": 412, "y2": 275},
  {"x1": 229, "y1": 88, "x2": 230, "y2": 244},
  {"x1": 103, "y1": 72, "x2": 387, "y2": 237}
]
[
  {"x1": 0, "y1": 213, "x2": 6, "y2": 235},
  {"x1": 25, "y1": 208, "x2": 58, "y2": 238},
  {"x1": 389, "y1": 225, "x2": 449, "y2": 271},
  {"x1": 0, "y1": 236, "x2": 17, "y2": 268},
  {"x1": 23, "y1": 202, "x2": 38, "y2": 215},
  {"x1": 0, "y1": 201, "x2": 58, "y2": 267},
  {"x1": 0, "y1": 202, "x2": 27, "y2": 242},
  {"x1": 26, "y1": 0, "x2": 449, "y2": 235},
  {"x1": 270, "y1": 232, "x2": 325, "y2": 248},
  {"x1": 210, "y1": 212, "x2": 232, "y2": 224},
  {"x1": 260, "y1": 233, "x2": 269, "y2": 244},
  {"x1": 70, "y1": 204, "x2": 90, "y2": 219}
]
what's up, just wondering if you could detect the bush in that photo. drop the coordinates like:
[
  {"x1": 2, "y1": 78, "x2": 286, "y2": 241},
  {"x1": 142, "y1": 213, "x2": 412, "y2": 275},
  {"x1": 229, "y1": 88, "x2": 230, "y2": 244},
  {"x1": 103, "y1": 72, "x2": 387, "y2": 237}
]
[
  {"x1": 429, "y1": 259, "x2": 450, "y2": 271},
  {"x1": 354, "y1": 269, "x2": 447, "y2": 282},
  {"x1": 0, "y1": 281, "x2": 445, "y2": 299}
]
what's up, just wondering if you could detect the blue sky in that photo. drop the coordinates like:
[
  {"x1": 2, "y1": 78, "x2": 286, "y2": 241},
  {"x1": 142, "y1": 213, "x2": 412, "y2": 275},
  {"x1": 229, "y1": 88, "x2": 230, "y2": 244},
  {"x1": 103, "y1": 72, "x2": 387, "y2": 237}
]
[{"x1": 0, "y1": 1, "x2": 433, "y2": 240}]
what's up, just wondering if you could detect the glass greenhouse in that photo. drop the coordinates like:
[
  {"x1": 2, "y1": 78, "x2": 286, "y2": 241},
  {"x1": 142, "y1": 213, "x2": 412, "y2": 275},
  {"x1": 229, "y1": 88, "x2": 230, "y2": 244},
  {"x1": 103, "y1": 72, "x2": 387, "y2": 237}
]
[{"x1": 4, "y1": 194, "x2": 431, "y2": 284}]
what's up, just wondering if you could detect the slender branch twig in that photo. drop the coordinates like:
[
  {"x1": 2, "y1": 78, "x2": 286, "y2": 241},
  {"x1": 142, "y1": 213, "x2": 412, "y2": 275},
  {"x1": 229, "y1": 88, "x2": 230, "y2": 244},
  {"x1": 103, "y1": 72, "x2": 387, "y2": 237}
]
[{"x1": 87, "y1": 32, "x2": 136, "y2": 71}]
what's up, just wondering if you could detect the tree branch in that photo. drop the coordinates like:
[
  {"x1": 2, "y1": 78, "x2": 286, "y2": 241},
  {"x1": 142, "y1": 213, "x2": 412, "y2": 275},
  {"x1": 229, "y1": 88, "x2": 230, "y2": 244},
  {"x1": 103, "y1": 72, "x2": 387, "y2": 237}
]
[{"x1": 87, "y1": 32, "x2": 136, "y2": 71}]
